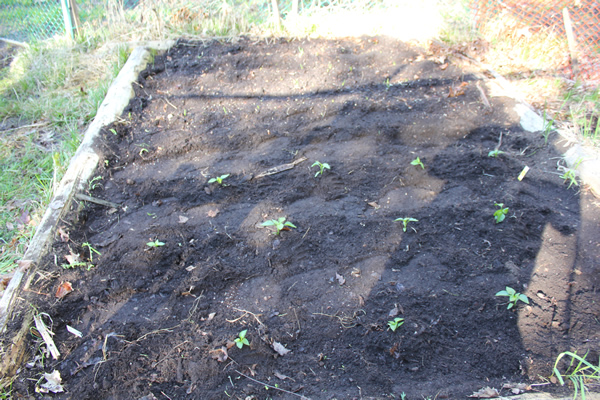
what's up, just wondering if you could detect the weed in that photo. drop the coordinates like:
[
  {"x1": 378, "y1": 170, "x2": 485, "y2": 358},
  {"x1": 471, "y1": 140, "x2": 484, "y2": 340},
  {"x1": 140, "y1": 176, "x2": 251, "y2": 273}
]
[
  {"x1": 493, "y1": 202, "x2": 508, "y2": 223},
  {"x1": 311, "y1": 161, "x2": 330, "y2": 177},
  {"x1": 88, "y1": 176, "x2": 103, "y2": 191},
  {"x1": 410, "y1": 157, "x2": 424, "y2": 169},
  {"x1": 553, "y1": 350, "x2": 600, "y2": 400},
  {"x1": 495, "y1": 286, "x2": 529, "y2": 309},
  {"x1": 559, "y1": 158, "x2": 582, "y2": 190},
  {"x1": 488, "y1": 149, "x2": 504, "y2": 158},
  {"x1": 82, "y1": 242, "x2": 100, "y2": 263},
  {"x1": 262, "y1": 217, "x2": 297, "y2": 235},
  {"x1": 146, "y1": 239, "x2": 165, "y2": 248},
  {"x1": 208, "y1": 174, "x2": 230, "y2": 186},
  {"x1": 542, "y1": 109, "x2": 554, "y2": 144},
  {"x1": 387, "y1": 317, "x2": 405, "y2": 332},
  {"x1": 234, "y1": 329, "x2": 249, "y2": 349},
  {"x1": 385, "y1": 77, "x2": 392, "y2": 90},
  {"x1": 394, "y1": 217, "x2": 418, "y2": 232}
]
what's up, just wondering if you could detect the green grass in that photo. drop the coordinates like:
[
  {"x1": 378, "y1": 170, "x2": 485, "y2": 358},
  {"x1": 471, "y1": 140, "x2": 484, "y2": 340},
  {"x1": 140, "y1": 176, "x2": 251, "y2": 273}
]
[{"x1": 553, "y1": 351, "x2": 600, "y2": 400}]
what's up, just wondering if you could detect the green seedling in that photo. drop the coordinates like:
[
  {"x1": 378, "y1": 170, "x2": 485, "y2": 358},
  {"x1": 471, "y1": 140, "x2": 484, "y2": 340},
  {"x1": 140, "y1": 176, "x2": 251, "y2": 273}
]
[
  {"x1": 561, "y1": 169, "x2": 579, "y2": 189},
  {"x1": 411, "y1": 157, "x2": 424, "y2": 169},
  {"x1": 208, "y1": 174, "x2": 230, "y2": 186},
  {"x1": 262, "y1": 217, "x2": 297, "y2": 235},
  {"x1": 88, "y1": 176, "x2": 103, "y2": 191},
  {"x1": 146, "y1": 239, "x2": 165, "y2": 248},
  {"x1": 311, "y1": 161, "x2": 330, "y2": 177},
  {"x1": 553, "y1": 351, "x2": 600, "y2": 400},
  {"x1": 387, "y1": 317, "x2": 405, "y2": 332},
  {"x1": 493, "y1": 202, "x2": 508, "y2": 223},
  {"x1": 82, "y1": 242, "x2": 101, "y2": 263},
  {"x1": 394, "y1": 217, "x2": 418, "y2": 232},
  {"x1": 234, "y1": 329, "x2": 249, "y2": 349},
  {"x1": 495, "y1": 286, "x2": 529, "y2": 310},
  {"x1": 488, "y1": 149, "x2": 504, "y2": 157}
]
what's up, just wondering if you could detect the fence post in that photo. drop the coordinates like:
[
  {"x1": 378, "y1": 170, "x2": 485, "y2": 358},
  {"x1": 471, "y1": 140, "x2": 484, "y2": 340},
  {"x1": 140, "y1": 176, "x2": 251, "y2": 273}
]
[
  {"x1": 60, "y1": 0, "x2": 80, "y2": 40},
  {"x1": 562, "y1": 7, "x2": 578, "y2": 77}
]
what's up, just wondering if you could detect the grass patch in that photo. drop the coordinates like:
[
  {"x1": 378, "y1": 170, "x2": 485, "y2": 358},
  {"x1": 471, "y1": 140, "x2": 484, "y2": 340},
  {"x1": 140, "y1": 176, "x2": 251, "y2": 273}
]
[{"x1": 553, "y1": 351, "x2": 600, "y2": 400}]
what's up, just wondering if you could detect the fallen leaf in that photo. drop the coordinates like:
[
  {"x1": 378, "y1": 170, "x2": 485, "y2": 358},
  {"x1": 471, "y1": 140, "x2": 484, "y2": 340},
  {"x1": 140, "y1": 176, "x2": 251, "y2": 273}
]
[
  {"x1": 185, "y1": 265, "x2": 196, "y2": 272},
  {"x1": 247, "y1": 364, "x2": 257, "y2": 377},
  {"x1": 388, "y1": 305, "x2": 400, "y2": 318},
  {"x1": 209, "y1": 347, "x2": 228, "y2": 362},
  {"x1": 448, "y1": 82, "x2": 468, "y2": 98},
  {"x1": 272, "y1": 341, "x2": 291, "y2": 356},
  {"x1": 468, "y1": 387, "x2": 499, "y2": 398},
  {"x1": 55, "y1": 282, "x2": 73, "y2": 299},
  {"x1": 178, "y1": 215, "x2": 189, "y2": 224},
  {"x1": 38, "y1": 370, "x2": 64, "y2": 393},
  {"x1": 439, "y1": 62, "x2": 448, "y2": 70},
  {"x1": 64, "y1": 251, "x2": 81, "y2": 266},
  {"x1": 207, "y1": 209, "x2": 219, "y2": 218},
  {"x1": 66, "y1": 325, "x2": 82, "y2": 338},
  {"x1": 389, "y1": 342, "x2": 400, "y2": 359},
  {"x1": 57, "y1": 226, "x2": 69, "y2": 242},
  {"x1": 367, "y1": 201, "x2": 380, "y2": 210},
  {"x1": 207, "y1": 312, "x2": 216, "y2": 321},
  {"x1": 335, "y1": 273, "x2": 345, "y2": 286},
  {"x1": 274, "y1": 371, "x2": 291, "y2": 380},
  {"x1": 17, "y1": 259, "x2": 33, "y2": 272}
]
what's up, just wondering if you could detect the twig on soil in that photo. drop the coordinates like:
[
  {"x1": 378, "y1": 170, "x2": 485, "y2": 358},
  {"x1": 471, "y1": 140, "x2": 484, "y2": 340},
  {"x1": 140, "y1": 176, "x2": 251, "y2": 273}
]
[
  {"x1": 494, "y1": 131, "x2": 503, "y2": 152},
  {"x1": 475, "y1": 81, "x2": 492, "y2": 109},
  {"x1": 253, "y1": 157, "x2": 307, "y2": 179},
  {"x1": 131, "y1": 325, "x2": 180, "y2": 343},
  {"x1": 236, "y1": 370, "x2": 310, "y2": 399},
  {"x1": 313, "y1": 310, "x2": 365, "y2": 329},
  {"x1": 75, "y1": 194, "x2": 121, "y2": 208},
  {"x1": 227, "y1": 308, "x2": 265, "y2": 326},
  {"x1": 293, "y1": 308, "x2": 301, "y2": 333},
  {"x1": 33, "y1": 313, "x2": 60, "y2": 360}
]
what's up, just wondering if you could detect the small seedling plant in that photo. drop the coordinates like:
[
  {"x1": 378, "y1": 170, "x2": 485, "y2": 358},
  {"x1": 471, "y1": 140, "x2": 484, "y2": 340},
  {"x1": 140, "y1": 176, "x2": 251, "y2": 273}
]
[
  {"x1": 394, "y1": 217, "x2": 418, "y2": 232},
  {"x1": 388, "y1": 317, "x2": 405, "y2": 332},
  {"x1": 410, "y1": 157, "x2": 424, "y2": 169},
  {"x1": 82, "y1": 242, "x2": 101, "y2": 263},
  {"x1": 262, "y1": 217, "x2": 297, "y2": 235},
  {"x1": 234, "y1": 329, "x2": 249, "y2": 349},
  {"x1": 208, "y1": 174, "x2": 230, "y2": 186},
  {"x1": 311, "y1": 161, "x2": 331, "y2": 177},
  {"x1": 493, "y1": 202, "x2": 508, "y2": 223},
  {"x1": 488, "y1": 149, "x2": 505, "y2": 158},
  {"x1": 146, "y1": 239, "x2": 165, "y2": 248},
  {"x1": 495, "y1": 286, "x2": 529, "y2": 309}
]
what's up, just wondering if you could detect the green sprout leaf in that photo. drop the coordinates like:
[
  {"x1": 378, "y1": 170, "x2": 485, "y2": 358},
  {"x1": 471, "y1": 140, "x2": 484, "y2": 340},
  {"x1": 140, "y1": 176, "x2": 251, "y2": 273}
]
[
  {"x1": 488, "y1": 149, "x2": 505, "y2": 157},
  {"x1": 394, "y1": 217, "x2": 418, "y2": 232},
  {"x1": 146, "y1": 239, "x2": 165, "y2": 248},
  {"x1": 311, "y1": 161, "x2": 331, "y2": 177},
  {"x1": 234, "y1": 329, "x2": 250, "y2": 349},
  {"x1": 261, "y1": 217, "x2": 297, "y2": 235},
  {"x1": 410, "y1": 157, "x2": 424, "y2": 169},
  {"x1": 493, "y1": 202, "x2": 509, "y2": 223},
  {"x1": 387, "y1": 317, "x2": 405, "y2": 332},
  {"x1": 496, "y1": 286, "x2": 529, "y2": 309},
  {"x1": 208, "y1": 174, "x2": 230, "y2": 186}
]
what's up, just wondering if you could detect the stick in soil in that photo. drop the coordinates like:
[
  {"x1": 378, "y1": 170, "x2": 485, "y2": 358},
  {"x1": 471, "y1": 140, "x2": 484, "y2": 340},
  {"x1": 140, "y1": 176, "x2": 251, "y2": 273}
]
[
  {"x1": 236, "y1": 370, "x2": 310, "y2": 400},
  {"x1": 33, "y1": 313, "x2": 60, "y2": 359}
]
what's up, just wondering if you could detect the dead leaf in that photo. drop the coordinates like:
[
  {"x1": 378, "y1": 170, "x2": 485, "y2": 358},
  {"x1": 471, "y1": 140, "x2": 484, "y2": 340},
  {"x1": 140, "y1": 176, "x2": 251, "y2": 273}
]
[
  {"x1": 207, "y1": 312, "x2": 216, "y2": 321},
  {"x1": 351, "y1": 268, "x2": 361, "y2": 277},
  {"x1": 274, "y1": 371, "x2": 292, "y2": 381},
  {"x1": 247, "y1": 364, "x2": 257, "y2": 377},
  {"x1": 448, "y1": 82, "x2": 468, "y2": 98},
  {"x1": 66, "y1": 325, "x2": 82, "y2": 338},
  {"x1": 207, "y1": 209, "x2": 219, "y2": 218},
  {"x1": 57, "y1": 226, "x2": 69, "y2": 242},
  {"x1": 389, "y1": 342, "x2": 400, "y2": 359},
  {"x1": 55, "y1": 281, "x2": 73, "y2": 299},
  {"x1": 17, "y1": 259, "x2": 33, "y2": 272},
  {"x1": 439, "y1": 62, "x2": 448, "y2": 70},
  {"x1": 367, "y1": 201, "x2": 380, "y2": 210},
  {"x1": 178, "y1": 215, "x2": 189, "y2": 224},
  {"x1": 64, "y1": 250, "x2": 81, "y2": 266},
  {"x1": 335, "y1": 273, "x2": 345, "y2": 286},
  {"x1": 272, "y1": 341, "x2": 291, "y2": 356},
  {"x1": 388, "y1": 305, "x2": 400, "y2": 318},
  {"x1": 468, "y1": 387, "x2": 499, "y2": 398},
  {"x1": 37, "y1": 370, "x2": 64, "y2": 394},
  {"x1": 209, "y1": 347, "x2": 228, "y2": 362}
]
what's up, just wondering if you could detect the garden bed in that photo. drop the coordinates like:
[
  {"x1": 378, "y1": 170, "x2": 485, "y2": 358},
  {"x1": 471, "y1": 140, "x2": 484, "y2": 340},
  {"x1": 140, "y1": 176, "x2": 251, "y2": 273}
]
[{"x1": 5, "y1": 36, "x2": 600, "y2": 399}]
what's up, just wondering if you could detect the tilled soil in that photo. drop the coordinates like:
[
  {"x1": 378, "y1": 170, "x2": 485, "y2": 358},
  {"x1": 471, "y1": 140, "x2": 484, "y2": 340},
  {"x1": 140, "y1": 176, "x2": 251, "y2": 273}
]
[{"x1": 6, "y1": 36, "x2": 600, "y2": 399}]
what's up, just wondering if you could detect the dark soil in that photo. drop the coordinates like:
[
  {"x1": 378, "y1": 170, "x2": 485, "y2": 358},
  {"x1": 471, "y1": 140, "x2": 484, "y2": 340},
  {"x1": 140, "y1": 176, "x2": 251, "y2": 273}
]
[{"x1": 7, "y1": 36, "x2": 600, "y2": 399}]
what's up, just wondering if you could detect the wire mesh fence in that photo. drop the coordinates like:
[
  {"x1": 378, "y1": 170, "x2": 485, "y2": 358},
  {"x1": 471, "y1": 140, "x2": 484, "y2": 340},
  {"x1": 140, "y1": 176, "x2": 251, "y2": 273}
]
[
  {"x1": 472, "y1": 0, "x2": 600, "y2": 81},
  {"x1": 0, "y1": 0, "x2": 598, "y2": 80}
]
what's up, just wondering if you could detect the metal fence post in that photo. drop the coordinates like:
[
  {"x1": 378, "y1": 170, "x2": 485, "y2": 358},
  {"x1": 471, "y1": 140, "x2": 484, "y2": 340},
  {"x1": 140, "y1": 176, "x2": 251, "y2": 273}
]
[{"x1": 60, "y1": 0, "x2": 80, "y2": 39}]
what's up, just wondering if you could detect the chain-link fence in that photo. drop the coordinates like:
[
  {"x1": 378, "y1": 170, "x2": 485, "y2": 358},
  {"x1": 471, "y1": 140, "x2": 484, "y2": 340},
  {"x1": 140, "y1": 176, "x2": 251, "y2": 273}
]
[{"x1": 472, "y1": 0, "x2": 600, "y2": 81}]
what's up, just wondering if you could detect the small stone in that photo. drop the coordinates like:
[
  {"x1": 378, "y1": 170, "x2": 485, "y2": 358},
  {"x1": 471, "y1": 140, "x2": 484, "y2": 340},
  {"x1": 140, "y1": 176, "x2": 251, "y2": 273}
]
[{"x1": 126, "y1": 179, "x2": 135, "y2": 185}]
